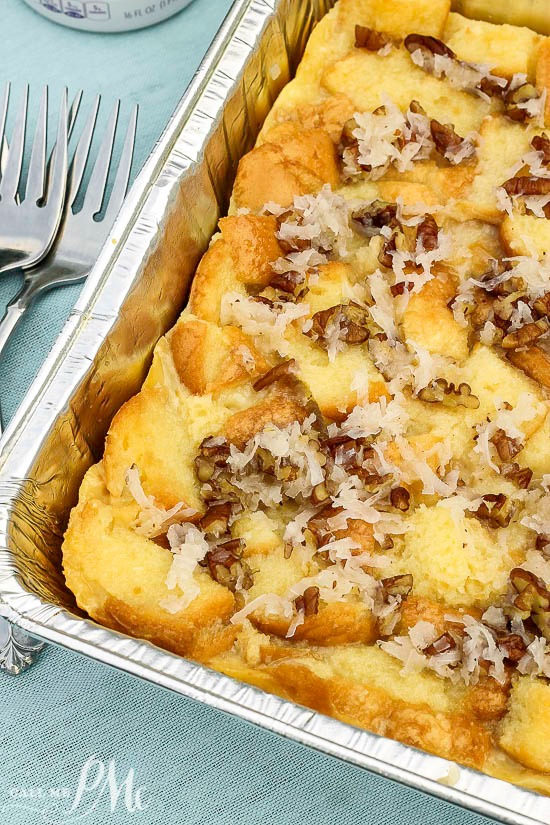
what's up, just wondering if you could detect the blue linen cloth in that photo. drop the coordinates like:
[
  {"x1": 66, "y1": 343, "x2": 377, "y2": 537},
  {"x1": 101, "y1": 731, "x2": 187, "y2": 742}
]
[{"x1": 0, "y1": 2, "x2": 496, "y2": 822}]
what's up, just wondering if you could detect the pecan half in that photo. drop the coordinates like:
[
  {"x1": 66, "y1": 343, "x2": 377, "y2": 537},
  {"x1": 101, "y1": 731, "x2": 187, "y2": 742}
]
[
  {"x1": 474, "y1": 494, "x2": 514, "y2": 528},
  {"x1": 416, "y1": 213, "x2": 439, "y2": 251},
  {"x1": 295, "y1": 586, "x2": 320, "y2": 617},
  {"x1": 253, "y1": 359, "x2": 297, "y2": 391},
  {"x1": 501, "y1": 319, "x2": 549, "y2": 350},
  {"x1": 502, "y1": 176, "x2": 550, "y2": 197},
  {"x1": 355, "y1": 25, "x2": 393, "y2": 51},
  {"x1": 507, "y1": 345, "x2": 550, "y2": 389},
  {"x1": 418, "y1": 378, "x2": 480, "y2": 409},
  {"x1": 423, "y1": 632, "x2": 456, "y2": 657}
]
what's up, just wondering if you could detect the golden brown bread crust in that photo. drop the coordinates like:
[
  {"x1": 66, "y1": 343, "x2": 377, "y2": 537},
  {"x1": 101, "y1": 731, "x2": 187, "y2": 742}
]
[
  {"x1": 169, "y1": 318, "x2": 269, "y2": 395},
  {"x1": 232, "y1": 124, "x2": 340, "y2": 211},
  {"x1": 251, "y1": 601, "x2": 378, "y2": 646},
  {"x1": 218, "y1": 214, "x2": 284, "y2": 286},
  {"x1": 63, "y1": 0, "x2": 550, "y2": 794}
]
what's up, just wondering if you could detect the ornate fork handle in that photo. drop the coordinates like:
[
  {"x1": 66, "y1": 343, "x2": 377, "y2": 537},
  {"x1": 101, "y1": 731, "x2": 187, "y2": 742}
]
[{"x1": 0, "y1": 616, "x2": 45, "y2": 674}]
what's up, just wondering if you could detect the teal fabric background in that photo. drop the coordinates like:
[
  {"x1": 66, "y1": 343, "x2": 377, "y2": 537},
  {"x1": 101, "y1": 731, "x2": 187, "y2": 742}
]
[{"x1": 0, "y1": 2, "x2": 496, "y2": 823}]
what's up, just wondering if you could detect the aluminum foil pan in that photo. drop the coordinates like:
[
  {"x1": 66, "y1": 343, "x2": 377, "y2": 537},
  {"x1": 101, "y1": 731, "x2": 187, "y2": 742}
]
[{"x1": 1, "y1": 1, "x2": 549, "y2": 822}]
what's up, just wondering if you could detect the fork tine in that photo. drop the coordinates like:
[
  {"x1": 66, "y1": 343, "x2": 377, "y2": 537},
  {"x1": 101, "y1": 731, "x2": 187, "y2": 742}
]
[
  {"x1": 0, "y1": 83, "x2": 11, "y2": 177},
  {"x1": 43, "y1": 88, "x2": 68, "y2": 213},
  {"x1": 25, "y1": 86, "x2": 48, "y2": 204},
  {"x1": 103, "y1": 104, "x2": 138, "y2": 223},
  {"x1": 0, "y1": 84, "x2": 28, "y2": 201},
  {"x1": 68, "y1": 89, "x2": 83, "y2": 140},
  {"x1": 67, "y1": 94, "x2": 100, "y2": 207},
  {"x1": 80, "y1": 99, "x2": 119, "y2": 217}
]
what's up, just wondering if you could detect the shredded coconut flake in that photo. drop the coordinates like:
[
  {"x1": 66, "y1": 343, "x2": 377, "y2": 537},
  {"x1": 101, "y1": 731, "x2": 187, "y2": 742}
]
[
  {"x1": 160, "y1": 524, "x2": 209, "y2": 614},
  {"x1": 125, "y1": 466, "x2": 196, "y2": 537}
]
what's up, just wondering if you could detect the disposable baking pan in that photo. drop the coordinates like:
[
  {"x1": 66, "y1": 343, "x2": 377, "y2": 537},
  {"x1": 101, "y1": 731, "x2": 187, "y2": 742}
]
[{"x1": 1, "y1": 1, "x2": 550, "y2": 822}]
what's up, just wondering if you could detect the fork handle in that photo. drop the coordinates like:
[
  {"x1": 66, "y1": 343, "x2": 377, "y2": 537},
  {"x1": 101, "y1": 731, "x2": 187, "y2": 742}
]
[
  {"x1": 0, "y1": 280, "x2": 38, "y2": 432},
  {"x1": 0, "y1": 280, "x2": 34, "y2": 363}
]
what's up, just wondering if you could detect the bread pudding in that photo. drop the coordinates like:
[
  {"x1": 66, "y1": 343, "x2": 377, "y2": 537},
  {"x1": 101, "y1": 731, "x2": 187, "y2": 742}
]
[{"x1": 63, "y1": 0, "x2": 550, "y2": 792}]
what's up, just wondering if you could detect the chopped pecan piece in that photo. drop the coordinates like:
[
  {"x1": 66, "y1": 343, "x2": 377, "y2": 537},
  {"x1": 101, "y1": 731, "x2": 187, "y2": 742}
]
[
  {"x1": 325, "y1": 434, "x2": 360, "y2": 468},
  {"x1": 351, "y1": 200, "x2": 398, "y2": 238},
  {"x1": 199, "y1": 502, "x2": 232, "y2": 537},
  {"x1": 409, "y1": 99, "x2": 427, "y2": 117},
  {"x1": 308, "y1": 303, "x2": 371, "y2": 346},
  {"x1": 507, "y1": 345, "x2": 550, "y2": 389},
  {"x1": 381, "y1": 574, "x2": 413, "y2": 598},
  {"x1": 490, "y1": 428, "x2": 522, "y2": 462},
  {"x1": 416, "y1": 213, "x2": 439, "y2": 251},
  {"x1": 390, "y1": 486, "x2": 410, "y2": 511},
  {"x1": 430, "y1": 120, "x2": 474, "y2": 163},
  {"x1": 294, "y1": 586, "x2": 320, "y2": 617},
  {"x1": 501, "y1": 318, "x2": 549, "y2": 349},
  {"x1": 390, "y1": 281, "x2": 413, "y2": 297},
  {"x1": 502, "y1": 176, "x2": 550, "y2": 197},
  {"x1": 502, "y1": 463, "x2": 532, "y2": 489},
  {"x1": 498, "y1": 633, "x2": 527, "y2": 664},
  {"x1": 418, "y1": 378, "x2": 480, "y2": 409},
  {"x1": 532, "y1": 134, "x2": 550, "y2": 165},
  {"x1": 312, "y1": 481, "x2": 330, "y2": 505},
  {"x1": 203, "y1": 538, "x2": 253, "y2": 592},
  {"x1": 533, "y1": 292, "x2": 550, "y2": 317},
  {"x1": 307, "y1": 506, "x2": 335, "y2": 548},
  {"x1": 510, "y1": 568, "x2": 550, "y2": 639},
  {"x1": 253, "y1": 359, "x2": 297, "y2": 391},
  {"x1": 378, "y1": 233, "x2": 396, "y2": 268},
  {"x1": 505, "y1": 82, "x2": 541, "y2": 122},
  {"x1": 340, "y1": 117, "x2": 359, "y2": 151},
  {"x1": 278, "y1": 236, "x2": 311, "y2": 254},
  {"x1": 478, "y1": 75, "x2": 509, "y2": 99},
  {"x1": 423, "y1": 632, "x2": 456, "y2": 657},
  {"x1": 474, "y1": 493, "x2": 514, "y2": 528},
  {"x1": 355, "y1": 25, "x2": 393, "y2": 51},
  {"x1": 404, "y1": 33, "x2": 455, "y2": 60},
  {"x1": 195, "y1": 437, "x2": 230, "y2": 482},
  {"x1": 268, "y1": 269, "x2": 308, "y2": 299}
]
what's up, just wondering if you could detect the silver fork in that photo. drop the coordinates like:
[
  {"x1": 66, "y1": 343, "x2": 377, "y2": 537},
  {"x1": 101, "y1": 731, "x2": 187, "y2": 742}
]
[
  {"x1": 0, "y1": 98, "x2": 138, "y2": 674},
  {"x1": 0, "y1": 84, "x2": 69, "y2": 275},
  {"x1": 0, "y1": 98, "x2": 138, "y2": 416}
]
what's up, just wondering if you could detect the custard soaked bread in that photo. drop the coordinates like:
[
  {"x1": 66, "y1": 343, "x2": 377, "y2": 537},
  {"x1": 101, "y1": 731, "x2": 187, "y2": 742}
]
[{"x1": 64, "y1": 0, "x2": 550, "y2": 791}]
